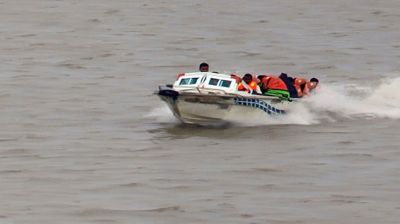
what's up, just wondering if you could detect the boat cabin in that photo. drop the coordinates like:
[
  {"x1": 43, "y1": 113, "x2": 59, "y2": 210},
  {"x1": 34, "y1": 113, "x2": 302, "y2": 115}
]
[{"x1": 173, "y1": 72, "x2": 239, "y2": 94}]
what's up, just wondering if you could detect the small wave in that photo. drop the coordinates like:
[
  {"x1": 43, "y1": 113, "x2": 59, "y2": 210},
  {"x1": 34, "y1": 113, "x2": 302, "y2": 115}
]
[{"x1": 78, "y1": 206, "x2": 182, "y2": 216}]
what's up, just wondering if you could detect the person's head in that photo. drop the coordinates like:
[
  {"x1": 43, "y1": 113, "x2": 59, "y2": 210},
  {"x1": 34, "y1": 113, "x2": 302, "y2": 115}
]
[
  {"x1": 279, "y1": 73, "x2": 288, "y2": 79},
  {"x1": 199, "y1": 62, "x2": 209, "y2": 72},
  {"x1": 308, "y1": 77, "x2": 319, "y2": 90},
  {"x1": 257, "y1": 75, "x2": 267, "y2": 81},
  {"x1": 310, "y1": 77, "x2": 319, "y2": 83},
  {"x1": 242, "y1": 73, "x2": 253, "y2": 84}
]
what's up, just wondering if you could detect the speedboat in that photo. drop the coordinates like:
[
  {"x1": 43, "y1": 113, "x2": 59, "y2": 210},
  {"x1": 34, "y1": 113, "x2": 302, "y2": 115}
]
[{"x1": 157, "y1": 72, "x2": 293, "y2": 126}]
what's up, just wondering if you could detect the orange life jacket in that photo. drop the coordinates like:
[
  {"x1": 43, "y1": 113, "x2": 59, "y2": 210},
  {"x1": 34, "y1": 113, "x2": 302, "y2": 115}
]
[
  {"x1": 259, "y1": 76, "x2": 271, "y2": 92},
  {"x1": 293, "y1": 77, "x2": 307, "y2": 97},
  {"x1": 302, "y1": 81, "x2": 318, "y2": 96},
  {"x1": 261, "y1": 76, "x2": 288, "y2": 91},
  {"x1": 238, "y1": 80, "x2": 258, "y2": 92}
]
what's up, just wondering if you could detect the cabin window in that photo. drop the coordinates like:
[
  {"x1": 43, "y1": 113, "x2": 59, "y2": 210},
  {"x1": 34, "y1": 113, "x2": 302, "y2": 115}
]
[
  {"x1": 179, "y1": 77, "x2": 199, "y2": 85},
  {"x1": 189, "y1": 78, "x2": 198, "y2": 84},
  {"x1": 219, "y1": 80, "x2": 232, "y2": 87},
  {"x1": 209, "y1": 78, "x2": 219, "y2": 86},
  {"x1": 179, "y1": 78, "x2": 190, "y2": 85}
]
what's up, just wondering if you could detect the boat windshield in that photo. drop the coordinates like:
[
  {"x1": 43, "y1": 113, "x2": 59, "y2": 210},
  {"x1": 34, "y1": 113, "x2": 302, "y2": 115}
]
[
  {"x1": 220, "y1": 80, "x2": 232, "y2": 87},
  {"x1": 208, "y1": 78, "x2": 232, "y2": 88},
  {"x1": 209, "y1": 78, "x2": 219, "y2": 86},
  {"x1": 179, "y1": 77, "x2": 199, "y2": 85}
]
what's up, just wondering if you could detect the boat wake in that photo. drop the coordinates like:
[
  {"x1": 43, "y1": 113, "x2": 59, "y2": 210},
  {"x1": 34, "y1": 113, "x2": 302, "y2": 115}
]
[
  {"x1": 148, "y1": 76, "x2": 400, "y2": 127},
  {"x1": 303, "y1": 76, "x2": 400, "y2": 123}
]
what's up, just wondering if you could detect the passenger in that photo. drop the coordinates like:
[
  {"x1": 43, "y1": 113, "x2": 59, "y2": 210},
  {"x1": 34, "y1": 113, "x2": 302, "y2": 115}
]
[
  {"x1": 292, "y1": 76, "x2": 319, "y2": 97},
  {"x1": 237, "y1": 73, "x2": 261, "y2": 94},
  {"x1": 302, "y1": 77, "x2": 319, "y2": 96},
  {"x1": 279, "y1": 73, "x2": 298, "y2": 98},
  {"x1": 259, "y1": 75, "x2": 290, "y2": 99},
  {"x1": 199, "y1": 62, "x2": 209, "y2": 72},
  {"x1": 259, "y1": 73, "x2": 319, "y2": 99},
  {"x1": 293, "y1": 77, "x2": 307, "y2": 98}
]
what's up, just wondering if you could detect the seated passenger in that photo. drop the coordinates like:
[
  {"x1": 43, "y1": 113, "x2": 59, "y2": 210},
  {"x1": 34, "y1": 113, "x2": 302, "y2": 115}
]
[
  {"x1": 293, "y1": 76, "x2": 319, "y2": 97},
  {"x1": 258, "y1": 75, "x2": 290, "y2": 99},
  {"x1": 303, "y1": 78, "x2": 319, "y2": 96},
  {"x1": 293, "y1": 76, "x2": 307, "y2": 98},
  {"x1": 237, "y1": 73, "x2": 261, "y2": 94},
  {"x1": 279, "y1": 73, "x2": 298, "y2": 98},
  {"x1": 259, "y1": 73, "x2": 319, "y2": 99}
]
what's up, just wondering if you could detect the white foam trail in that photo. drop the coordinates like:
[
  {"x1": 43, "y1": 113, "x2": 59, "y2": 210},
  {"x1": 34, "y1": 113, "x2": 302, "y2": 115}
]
[
  {"x1": 364, "y1": 78, "x2": 400, "y2": 109},
  {"x1": 302, "y1": 76, "x2": 400, "y2": 121},
  {"x1": 144, "y1": 104, "x2": 178, "y2": 123}
]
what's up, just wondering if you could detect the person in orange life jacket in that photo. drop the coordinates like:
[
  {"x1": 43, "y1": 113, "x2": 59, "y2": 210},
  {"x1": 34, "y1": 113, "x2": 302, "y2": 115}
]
[
  {"x1": 303, "y1": 77, "x2": 319, "y2": 96},
  {"x1": 257, "y1": 75, "x2": 270, "y2": 93},
  {"x1": 292, "y1": 77, "x2": 319, "y2": 97},
  {"x1": 278, "y1": 73, "x2": 298, "y2": 98},
  {"x1": 199, "y1": 62, "x2": 209, "y2": 72},
  {"x1": 258, "y1": 75, "x2": 288, "y2": 91},
  {"x1": 237, "y1": 73, "x2": 261, "y2": 94},
  {"x1": 293, "y1": 77, "x2": 307, "y2": 98}
]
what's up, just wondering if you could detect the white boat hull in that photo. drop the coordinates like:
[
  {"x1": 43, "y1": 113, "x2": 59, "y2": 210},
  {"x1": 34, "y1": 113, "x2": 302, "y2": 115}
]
[{"x1": 158, "y1": 87, "x2": 290, "y2": 126}]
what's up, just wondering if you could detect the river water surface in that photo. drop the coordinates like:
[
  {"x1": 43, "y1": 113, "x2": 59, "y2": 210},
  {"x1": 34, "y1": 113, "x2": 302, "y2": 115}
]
[{"x1": 1, "y1": 0, "x2": 400, "y2": 223}]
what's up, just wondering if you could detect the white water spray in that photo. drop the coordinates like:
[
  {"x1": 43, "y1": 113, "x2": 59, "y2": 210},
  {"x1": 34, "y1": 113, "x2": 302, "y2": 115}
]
[
  {"x1": 145, "y1": 104, "x2": 179, "y2": 124},
  {"x1": 302, "y1": 77, "x2": 400, "y2": 122}
]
